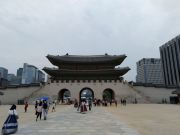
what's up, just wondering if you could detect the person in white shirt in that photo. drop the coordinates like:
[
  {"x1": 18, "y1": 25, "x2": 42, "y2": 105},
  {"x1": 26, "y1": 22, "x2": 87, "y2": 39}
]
[
  {"x1": 36, "y1": 101, "x2": 42, "y2": 121},
  {"x1": 8, "y1": 104, "x2": 18, "y2": 119}
]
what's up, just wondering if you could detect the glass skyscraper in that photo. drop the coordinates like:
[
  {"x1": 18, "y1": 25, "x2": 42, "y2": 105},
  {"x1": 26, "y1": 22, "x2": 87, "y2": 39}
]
[
  {"x1": 160, "y1": 35, "x2": 180, "y2": 87},
  {"x1": 0, "y1": 67, "x2": 8, "y2": 79},
  {"x1": 21, "y1": 63, "x2": 45, "y2": 84},
  {"x1": 136, "y1": 58, "x2": 164, "y2": 85}
]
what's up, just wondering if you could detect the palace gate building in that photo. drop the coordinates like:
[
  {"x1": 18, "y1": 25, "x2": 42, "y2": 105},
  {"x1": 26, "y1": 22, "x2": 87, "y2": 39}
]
[{"x1": 43, "y1": 54, "x2": 131, "y2": 102}]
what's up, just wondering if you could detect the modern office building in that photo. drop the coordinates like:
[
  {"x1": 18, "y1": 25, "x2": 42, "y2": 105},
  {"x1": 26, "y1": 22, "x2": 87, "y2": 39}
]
[
  {"x1": 0, "y1": 67, "x2": 8, "y2": 87},
  {"x1": 0, "y1": 78, "x2": 8, "y2": 88},
  {"x1": 159, "y1": 35, "x2": 180, "y2": 87},
  {"x1": 7, "y1": 74, "x2": 19, "y2": 85},
  {"x1": 22, "y1": 63, "x2": 38, "y2": 84},
  {"x1": 0, "y1": 67, "x2": 8, "y2": 79},
  {"x1": 21, "y1": 63, "x2": 45, "y2": 84},
  {"x1": 38, "y1": 70, "x2": 45, "y2": 83},
  {"x1": 16, "y1": 68, "x2": 23, "y2": 85},
  {"x1": 17, "y1": 68, "x2": 23, "y2": 77},
  {"x1": 136, "y1": 58, "x2": 164, "y2": 85}
]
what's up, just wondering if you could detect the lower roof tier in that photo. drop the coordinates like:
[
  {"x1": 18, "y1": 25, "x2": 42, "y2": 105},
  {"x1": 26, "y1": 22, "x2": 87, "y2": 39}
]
[{"x1": 43, "y1": 67, "x2": 130, "y2": 80}]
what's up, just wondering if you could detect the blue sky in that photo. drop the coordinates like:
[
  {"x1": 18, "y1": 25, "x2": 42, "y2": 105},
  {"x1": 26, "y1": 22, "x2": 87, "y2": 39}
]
[{"x1": 0, "y1": 0, "x2": 180, "y2": 81}]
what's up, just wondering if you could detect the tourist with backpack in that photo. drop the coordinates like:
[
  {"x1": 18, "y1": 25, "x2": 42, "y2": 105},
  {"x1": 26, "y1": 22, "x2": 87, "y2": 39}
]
[{"x1": 42, "y1": 100, "x2": 48, "y2": 120}]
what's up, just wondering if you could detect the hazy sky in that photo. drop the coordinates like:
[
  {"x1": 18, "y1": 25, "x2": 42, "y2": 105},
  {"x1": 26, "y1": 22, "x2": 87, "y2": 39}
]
[{"x1": 0, "y1": 0, "x2": 180, "y2": 81}]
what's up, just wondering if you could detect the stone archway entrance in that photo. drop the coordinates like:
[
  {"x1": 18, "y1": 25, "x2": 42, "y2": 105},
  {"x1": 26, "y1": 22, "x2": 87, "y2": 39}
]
[
  {"x1": 58, "y1": 89, "x2": 71, "y2": 103},
  {"x1": 102, "y1": 88, "x2": 115, "y2": 101},
  {"x1": 79, "y1": 87, "x2": 94, "y2": 102}
]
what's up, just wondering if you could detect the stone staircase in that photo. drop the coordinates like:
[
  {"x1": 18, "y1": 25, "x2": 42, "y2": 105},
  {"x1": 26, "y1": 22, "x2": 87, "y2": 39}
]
[
  {"x1": 125, "y1": 83, "x2": 151, "y2": 103},
  {"x1": 26, "y1": 85, "x2": 49, "y2": 104}
]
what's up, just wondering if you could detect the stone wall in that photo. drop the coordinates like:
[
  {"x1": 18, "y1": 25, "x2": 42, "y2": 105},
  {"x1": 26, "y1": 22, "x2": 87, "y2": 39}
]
[
  {"x1": 133, "y1": 86, "x2": 175, "y2": 103},
  {"x1": 0, "y1": 81, "x2": 176, "y2": 104},
  {"x1": 0, "y1": 86, "x2": 41, "y2": 104},
  {"x1": 28, "y1": 80, "x2": 144, "y2": 103}
]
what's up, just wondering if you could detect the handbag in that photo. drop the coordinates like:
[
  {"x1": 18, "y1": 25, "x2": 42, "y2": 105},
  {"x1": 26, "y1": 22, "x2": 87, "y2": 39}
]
[{"x1": 2, "y1": 111, "x2": 18, "y2": 135}]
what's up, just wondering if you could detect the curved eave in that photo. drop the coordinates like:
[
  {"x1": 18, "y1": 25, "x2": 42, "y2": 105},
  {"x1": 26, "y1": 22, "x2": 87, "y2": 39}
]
[
  {"x1": 43, "y1": 67, "x2": 130, "y2": 77},
  {"x1": 46, "y1": 54, "x2": 127, "y2": 66}
]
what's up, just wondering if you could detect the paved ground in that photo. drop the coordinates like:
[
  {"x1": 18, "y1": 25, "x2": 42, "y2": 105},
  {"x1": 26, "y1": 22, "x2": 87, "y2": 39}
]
[{"x1": 15, "y1": 106, "x2": 140, "y2": 135}]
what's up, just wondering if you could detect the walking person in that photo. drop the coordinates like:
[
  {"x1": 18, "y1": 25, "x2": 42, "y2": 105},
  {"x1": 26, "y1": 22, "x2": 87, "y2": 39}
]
[
  {"x1": 121, "y1": 99, "x2": 123, "y2": 105},
  {"x1": 35, "y1": 100, "x2": 38, "y2": 115},
  {"x1": 80, "y1": 100, "x2": 87, "y2": 113},
  {"x1": 42, "y1": 100, "x2": 48, "y2": 120},
  {"x1": 2, "y1": 104, "x2": 19, "y2": 135},
  {"x1": 52, "y1": 101, "x2": 56, "y2": 112},
  {"x1": 110, "y1": 100, "x2": 112, "y2": 106},
  {"x1": 93, "y1": 99, "x2": 97, "y2": 107},
  {"x1": 24, "y1": 102, "x2": 28, "y2": 113},
  {"x1": 123, "y1": 99, "x2": 126, "y2": 106},
  {"x1": 36, "y1": 101, "x2": 42, "y2": 121},
  {"x1": 88, "y1": 99, "x2": 92, "y2": 111},
  {"x1": 77, "y1": 101, "x2": 81, "y2": 111},
  {"x1": 74, "y1": 99, "x2": 78, "y2": 108},
  {"x1": 114, "y1": 99, "x2": 117, "y2": 107}
]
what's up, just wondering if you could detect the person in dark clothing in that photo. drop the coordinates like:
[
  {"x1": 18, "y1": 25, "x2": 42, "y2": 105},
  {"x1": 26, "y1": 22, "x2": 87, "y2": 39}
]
[
  {"x1": 123, "y1": 99, "x2": 126, "y2": 106},
  {"x1": 24, "y1": 102, "x2": 28, "y2": 112},
  {"x1": 42, "y1": 100, "x2": 48, "y2": 120},
  {"x1": 35, "y1": 100, "x2": 38, "y2": 115},
  {"x1": 88, "y1": 99, "x2": 92, "y2": 111},
  {"x1": 114, "y1": 100, "x2": 117, "y2": 107},
  {"x1": 110, "y1": 100, "x2": 112, "y2": 106},
  {"x1": 121, "y1": 99, "x2": 123, "y2": 105},
  {"x1": 74, "y1": 99, "x2": 78, "y2": 108}
]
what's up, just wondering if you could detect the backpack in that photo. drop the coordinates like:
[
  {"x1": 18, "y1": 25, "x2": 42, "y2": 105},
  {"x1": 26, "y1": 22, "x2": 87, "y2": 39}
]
[{"x1": 43, "y1": 103, "x2": 48, "y2": 109}]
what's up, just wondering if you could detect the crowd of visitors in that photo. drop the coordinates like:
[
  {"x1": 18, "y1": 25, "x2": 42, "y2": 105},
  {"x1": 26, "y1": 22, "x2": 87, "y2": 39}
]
[
  {"x1": 74, "y1": 98, "x2": 127, "y2": 114},
  {"x1": 35, "y1": 100, "x2": 56, "y2": 121},
  {"x1": 1, "y1": 99, "x2": 57, "y2": 135},
  {"x1": 120, "y1": 99, "x2": 127, "y2": 106},
  {"x1": 93, "y1": 98, "x2": 119, "y2": 107},
  {"x1": 1, "y1": 97, "x2": 127, "y2": 134},
  {"x1": 162, "y1": 98, "x2": 167, "y2": 104}
]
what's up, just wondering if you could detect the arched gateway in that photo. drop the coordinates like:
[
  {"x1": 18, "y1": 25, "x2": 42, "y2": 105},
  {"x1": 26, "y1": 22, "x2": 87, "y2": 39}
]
[
  {"x1": 58, "y1": 89, "x2": 71, "y2": 103},
  {"x1": 103, "y1": 89, "x2": 115, "y2": 101},
  {"x1": 80, "y1": 87, "x2": 94, "y2": 101},
  {"x1": 43, "y1": 54, "x2": 130, "y2": 102}
]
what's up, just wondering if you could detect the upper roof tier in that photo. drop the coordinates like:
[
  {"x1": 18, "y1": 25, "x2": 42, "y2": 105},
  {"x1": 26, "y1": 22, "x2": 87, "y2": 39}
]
[{"x1": 47, "y1": 54, "x2": 127, "y2": 68}]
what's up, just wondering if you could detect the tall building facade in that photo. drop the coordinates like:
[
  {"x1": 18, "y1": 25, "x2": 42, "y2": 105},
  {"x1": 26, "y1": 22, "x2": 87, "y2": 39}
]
[
  {"x1": 7, "y1": 74, "x2": 19, "y2": 85},
  {"x1": 159, "y1": 35, "x2": 180, "y2": 87},
  {"x1": 21, "y1": 63, "x2": 45, "y2": 84},
  {"x1": 0, "y1": 67, "x2": 8, "y2": 87},
  {"x1": 38, "y1": 70, "x2": 45, "y2": 83},
  {"x1": 16, "y1": 68, "x2": 23, "y2": 84},
  {"x1": 0, "y1": 67, "x2": 8, "y2": 79},
  {"x1": 136, "y1": 58, "x2": 164, "y2": 84},
  {"x1": 17, "y1": 68, "x2": 23, "y2": 77},
  {"x1": 22, "y1": 63, "x2": 37, "y2": 84}
]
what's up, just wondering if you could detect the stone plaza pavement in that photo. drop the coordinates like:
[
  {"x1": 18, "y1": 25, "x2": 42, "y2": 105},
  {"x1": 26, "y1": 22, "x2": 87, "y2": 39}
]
[{"x1": 16, "y1": 106, "x2": 141, "y2": 135}]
